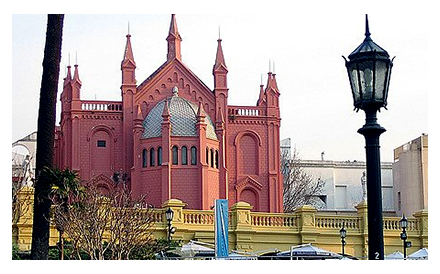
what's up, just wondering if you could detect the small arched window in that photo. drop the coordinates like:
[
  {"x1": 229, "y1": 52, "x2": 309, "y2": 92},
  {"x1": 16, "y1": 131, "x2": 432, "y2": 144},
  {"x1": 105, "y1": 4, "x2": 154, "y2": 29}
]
[
  {"x1": 215, "y1": 150, "x2": 219, "y2": 169},
  {"x1": 206, "y1": 147, "x2": 209, "y2": 166},
  {"x1": 181, "y1": 146, "x2": 188, "y2": 165},
  {"x1": 191, "y1": 146, "x2": 197, "y2": 165},
  {"x1": 142, "y1": 149, "x2": 147, "y2": 168},
  {"x1": 157, "y1": 146, "x2": 163, "y2": 166},
  {"x1": 210, "y1": 148, "x2": 214, "y2": 168},
  {"x1": 150, "y1": 148, "x2": 155, "y2": 167},
  {"x1": 172, "y1": 146, "x2": 178, "y2": 165}
]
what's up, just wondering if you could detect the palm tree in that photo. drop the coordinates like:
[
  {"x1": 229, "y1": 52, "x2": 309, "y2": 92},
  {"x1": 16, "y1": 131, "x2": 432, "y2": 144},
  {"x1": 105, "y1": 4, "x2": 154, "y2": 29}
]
[
  {"x1": 31, "y1": 14, "x2": 64, "y2": 260},
  {"x1": 46, "y1": 167, "x2": 84, "y2": 260}
]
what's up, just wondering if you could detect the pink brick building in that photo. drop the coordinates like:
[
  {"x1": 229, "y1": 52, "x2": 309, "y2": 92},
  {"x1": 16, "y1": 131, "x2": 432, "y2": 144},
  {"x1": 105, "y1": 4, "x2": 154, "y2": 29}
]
[{"x1": 55, "y1": 15, "x2": 283, "y2": 212}]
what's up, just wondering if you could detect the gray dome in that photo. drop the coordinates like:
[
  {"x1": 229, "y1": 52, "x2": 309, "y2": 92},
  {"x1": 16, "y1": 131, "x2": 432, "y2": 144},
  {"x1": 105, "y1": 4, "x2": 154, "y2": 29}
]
[{"x1": 142, "y1": 95, "x2": 218, "y2": 140}]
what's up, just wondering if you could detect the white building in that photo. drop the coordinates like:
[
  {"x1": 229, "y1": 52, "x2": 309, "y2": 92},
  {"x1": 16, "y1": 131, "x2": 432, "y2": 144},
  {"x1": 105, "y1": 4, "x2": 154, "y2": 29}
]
[
  {"x1": 298, "y1": 159, "x2": 394, "y2": 212},
  {"x1": 12, "y1": 132, "x2": 37, "y2": 186},
  {"x1": 393, "y1": 134, "x2": 428, "y2": 217}
]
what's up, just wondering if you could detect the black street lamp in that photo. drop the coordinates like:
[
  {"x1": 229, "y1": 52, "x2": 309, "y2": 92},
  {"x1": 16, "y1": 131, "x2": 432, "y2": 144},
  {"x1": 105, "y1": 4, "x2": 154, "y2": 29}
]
[
  {"x1": 343, "y1": 15, "x2": 394, "y2": 260},
  {"x1": 340, "y1": 226, "x2": 347, "y2": 256},
  {"x1": 399, "y1": 215, "x2": 411, "y2": 259},
  {"x1": 165, "y1": 207, "x2": 176, "y2": 241}
]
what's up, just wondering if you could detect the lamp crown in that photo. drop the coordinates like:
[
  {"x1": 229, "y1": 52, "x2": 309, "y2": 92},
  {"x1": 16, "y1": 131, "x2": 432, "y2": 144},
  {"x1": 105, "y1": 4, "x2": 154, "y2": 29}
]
[{"x1": 348, "y1": 15, "x2": 389, "y2": 60}]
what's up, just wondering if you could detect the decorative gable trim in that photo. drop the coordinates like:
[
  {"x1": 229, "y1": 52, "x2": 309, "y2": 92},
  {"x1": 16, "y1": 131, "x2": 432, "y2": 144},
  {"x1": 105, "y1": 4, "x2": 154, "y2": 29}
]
[
  {"x1": 89, "y1": 173, "x2": 115, "y2": 190},
  {"x1": 136, "y1": 59, "x2": 212, "y2": 101},
  {"x1": 235, "y1": 175, "x2": 263, "y2": 193},
  {"x1": 135, "y1": 59, "x2": 216, "y2": 119}
]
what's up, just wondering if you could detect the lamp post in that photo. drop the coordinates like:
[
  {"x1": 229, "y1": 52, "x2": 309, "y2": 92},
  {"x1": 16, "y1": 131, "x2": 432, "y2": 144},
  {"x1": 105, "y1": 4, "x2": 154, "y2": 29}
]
[
  {"x1": 343, "y1": 15, "x2": 394, "y2": 260},
  {"x1": 400, "y1": 215, "x2": 411, "y2": 259},
  {"x1": 165, "y1": 207, "x2": 176, "y2": 242},
  {"x1": 340, "y1": 226, "x2": 347, "y2": 257}
]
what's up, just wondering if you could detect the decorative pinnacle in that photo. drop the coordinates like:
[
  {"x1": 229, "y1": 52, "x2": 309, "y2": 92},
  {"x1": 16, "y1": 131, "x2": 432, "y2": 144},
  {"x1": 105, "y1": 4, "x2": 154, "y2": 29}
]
[{"x1": 365, "y1": 14, "x2": 371, "y2": 38}]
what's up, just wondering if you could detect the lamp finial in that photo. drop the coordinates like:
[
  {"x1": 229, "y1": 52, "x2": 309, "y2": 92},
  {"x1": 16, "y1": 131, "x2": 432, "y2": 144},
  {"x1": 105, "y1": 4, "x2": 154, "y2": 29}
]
[{"x1": 365, "y1": 14, "x2": 371, "y2": 38}]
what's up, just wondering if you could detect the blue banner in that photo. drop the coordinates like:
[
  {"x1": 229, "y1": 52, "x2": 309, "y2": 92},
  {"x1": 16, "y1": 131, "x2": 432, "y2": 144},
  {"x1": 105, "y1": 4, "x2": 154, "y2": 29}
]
[{"x1": 215, "y1": 199, "x2": 229, "y2": 258}]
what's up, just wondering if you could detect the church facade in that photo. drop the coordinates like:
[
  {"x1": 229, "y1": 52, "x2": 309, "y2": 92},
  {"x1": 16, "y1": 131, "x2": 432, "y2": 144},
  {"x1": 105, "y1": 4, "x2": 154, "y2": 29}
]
[{"x1": 54, "y1": 15, "x2": 283, "y2": 212}]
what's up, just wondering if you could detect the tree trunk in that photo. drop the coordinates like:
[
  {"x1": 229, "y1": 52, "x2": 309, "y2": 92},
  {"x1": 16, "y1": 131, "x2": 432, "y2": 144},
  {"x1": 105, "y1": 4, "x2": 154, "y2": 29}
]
[
  {"x1": 58, "y1": 231, "x2": 64, "y2": 260},
  {"x1": 31, "y1": 14, "x2": 64, "y2": 260}
]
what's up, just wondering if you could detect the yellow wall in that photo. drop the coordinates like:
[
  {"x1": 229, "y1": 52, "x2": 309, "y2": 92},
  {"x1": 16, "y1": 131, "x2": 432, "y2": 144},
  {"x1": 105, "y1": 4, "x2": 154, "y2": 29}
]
[{"x1": 13, "y1": 189, "x2": 428, "y2": 259}]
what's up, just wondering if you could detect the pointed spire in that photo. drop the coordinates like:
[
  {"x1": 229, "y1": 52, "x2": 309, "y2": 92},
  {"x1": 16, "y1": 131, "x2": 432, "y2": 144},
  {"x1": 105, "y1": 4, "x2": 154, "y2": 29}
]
[
  {"x1": 167, "y1": 14, "x2": 182, "y2": 61},
  {"x1": 73, "y1": 58, "x2": 81, "y2": 85},
  {"x1": 266, "y1": 70, "x2": 273, "y2": 88},
  {"x1": 71, "y1": 56, "x2": 82, "y2": 100},
  {"x1": 162, "y1": 100, "x2": 170, "y2": 119},
  {"x1": 73, "y1": 64, "x2": 80, "y2": 80},
  {"x1": 265, "y1": 68, "x2": 279, "y2": 95},
  {"x1": 122, "y1": 27, "x2": 136, "y2": 67},
  {"x1": 64, "y1": 64, "x2": 72, "y2": 86},
  {"x1": 168, "y1": 14, "x2": 180, "y2": 38},
  {"x1": 216, "y1": 107, "x2": 225, "y2": 124},
  {"x1": 64, "y1": 53, "x2": 72, "y2": 86},
  {"x1": 197, "y1": 101, "x2": 206, "y2": 119},
  {"x1": 213, "y1": 36, "x2": 227, "y2": 72},
  {"x1": 257, "y1": 81, "x2": 266, "y2": 106},
  {"x1": 134, "y1": 104, "x2": 143, "y2": 123},
  {"x1": 272, "y1": 72, "x2": 279, "y2": 91},
  {"x1": 365, "y1": 14, "x2": 371, "y2": 38}
]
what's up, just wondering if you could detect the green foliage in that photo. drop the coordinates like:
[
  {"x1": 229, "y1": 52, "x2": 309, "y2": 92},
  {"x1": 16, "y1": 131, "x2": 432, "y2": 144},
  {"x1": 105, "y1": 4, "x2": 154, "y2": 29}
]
[
  {"x1": 12, "y1": 244, "x2": 21, "y2": 260},
  {"x1": 48, "y1": 246, "x2": 60, "y2": 260},
  {"x1": 46, "y1": 242, "x2": 91, "y2": 260},
  {"x1": 43, "y1": 167, "x2": 84, "y2": 203},
  {"x1": 12, "y1": 244, "x2": 31, "y2": 260},
  {"x1": 39, "y1": 239, "x2": 181, "y2": 260}
]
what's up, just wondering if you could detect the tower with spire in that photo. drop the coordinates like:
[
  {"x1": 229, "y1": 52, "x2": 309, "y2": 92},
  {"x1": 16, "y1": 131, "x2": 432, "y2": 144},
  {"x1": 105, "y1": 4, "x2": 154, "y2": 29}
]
[
  {"x1": 54, "y1": 15, "x2": 283, "y2": 213},
  {"x1": 167, "y1": 14, "x2": 182, "y2": 61},
  {"x1": 121, "y1": 28, "x2": 137, "y2": 180}
]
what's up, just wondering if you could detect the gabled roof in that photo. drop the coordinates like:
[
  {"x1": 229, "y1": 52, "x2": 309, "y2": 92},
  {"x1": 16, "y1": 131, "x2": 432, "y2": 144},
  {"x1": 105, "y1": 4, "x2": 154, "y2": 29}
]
[{"x1": 137, "y1": 58, "x2": 213, "y2": 95}]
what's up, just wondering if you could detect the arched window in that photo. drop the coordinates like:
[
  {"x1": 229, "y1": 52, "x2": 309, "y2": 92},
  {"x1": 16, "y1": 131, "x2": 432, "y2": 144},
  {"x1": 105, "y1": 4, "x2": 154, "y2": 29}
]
[
  {"x1": 150, "y1": 148, "x2": 155, "y2": 167},
  {"x1": 172, "y1": 146, "x2": 178, "y2": 165},
  {"x1": 142, "y1": 149, "x2": 147, "y2": 168},
  {"x1": 206, "y1": 147, "x2": 209, "y2": 166},
  {"x1": 181, "y1": 146, "x2": 188, "y2": 165},
  {"x1": 215, "y1": 150, "x2": 219, "y2": 169},
  {"x1": 210, "y1": 148, "x2": 214, "y2": 168},
  {"x1": 191, "y1": 146, "x2": 197, "y2": 165},
  {"x1": 157, "y1": 146, "x2": 162, "y2": 166}
]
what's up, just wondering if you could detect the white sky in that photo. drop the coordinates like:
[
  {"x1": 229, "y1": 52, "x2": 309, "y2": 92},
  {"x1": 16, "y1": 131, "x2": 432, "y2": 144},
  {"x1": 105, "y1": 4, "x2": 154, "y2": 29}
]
[{"x1": 10, "y1": 3, "x2": 434, "y2": 163}]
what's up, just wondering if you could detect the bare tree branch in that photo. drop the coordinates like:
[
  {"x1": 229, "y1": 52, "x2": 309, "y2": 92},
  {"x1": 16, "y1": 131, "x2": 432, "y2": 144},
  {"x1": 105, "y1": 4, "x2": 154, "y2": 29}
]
[
  {"x1": 282, "y1": 147, "x2": 325, "y2": 212},
  {"x1": 53, "y1": 183, "x2": 155, "y2": 260}
]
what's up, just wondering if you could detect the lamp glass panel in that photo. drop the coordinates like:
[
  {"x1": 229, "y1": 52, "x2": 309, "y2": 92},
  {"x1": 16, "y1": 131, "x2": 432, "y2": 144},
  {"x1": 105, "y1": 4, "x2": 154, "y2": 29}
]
[
  {"x1": 359, "y1": 61, "x2": 374, "y2": 101},
  {"x1": 166, "y1": 208, "x2": 174, "y2": 221},
  {"x1": 349, "y1": 66, "x2": 360, "y2": 104},
  {"x1": 340, "y1": 229, "x2": 346, "y2": 238},
  {"x1": 400, "y1": 218, "x2": 408, "y2": 229},
  {"x1": 374, "y1": 60, "x2": 388, "y2": 101}
]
